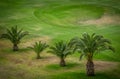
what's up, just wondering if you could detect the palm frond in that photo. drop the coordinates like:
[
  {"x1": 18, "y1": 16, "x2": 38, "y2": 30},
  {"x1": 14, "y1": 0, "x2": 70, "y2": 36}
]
[
  {"x1": 1, "y1": 26, "x2": 28, "y2": 45},
  {"x1": 74, "y1": 33, "x2": 115, "y2": 60},
  {"x1": 30, "y1": 41, "x2": 48, "y2": 54},
  {"x1": 48, "y1": 40, "x2": 76, "y2": 59}
]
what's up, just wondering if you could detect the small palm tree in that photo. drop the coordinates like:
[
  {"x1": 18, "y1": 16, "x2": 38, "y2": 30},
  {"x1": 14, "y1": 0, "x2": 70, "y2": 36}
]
[
  {"x1": 48, "y1": 40, "x2": 76, "y2": 67},
  {"x1": 1, "y1": 26, "x2": 28, "y2": 51},
  {"x1": 72, "y1": 33, "x2": 114, "y2": 76},
  {"x1": 30, "y1": 41, "x2": 49, "y2": 59}
]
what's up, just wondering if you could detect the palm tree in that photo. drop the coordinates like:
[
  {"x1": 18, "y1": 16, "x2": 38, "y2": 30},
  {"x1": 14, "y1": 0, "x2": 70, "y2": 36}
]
[
  {"x1": 48, "y1": 40, "x2": 76, "y2": 67},
  {"x1": 1, "y1": 26, "x2": 28, "y2": 51},
  {"x1": 72, "y1": 33, "x2": 114, "y2": 76},
  {"x1": 30, "y1": 41, "x2": 48, "y2": 59}
]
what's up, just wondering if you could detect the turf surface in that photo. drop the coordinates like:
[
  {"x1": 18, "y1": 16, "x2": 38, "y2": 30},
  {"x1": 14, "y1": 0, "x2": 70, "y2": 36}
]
[{"x1": 0, "y1": 0, "x2": 120, "y2": 79}]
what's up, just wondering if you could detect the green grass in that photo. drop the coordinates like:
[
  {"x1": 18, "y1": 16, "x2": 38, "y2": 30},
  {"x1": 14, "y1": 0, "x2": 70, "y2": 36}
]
[
  {"x1": 0, "y1": 0, "x2": 120, "y2": 79},
  {"x1": 34, "y1": 4, "x2": 104, "y2": 26},
  {"x1": 45, "y1": 63, "x2": 80, "y2": 70},
  {"x1": 49, "y1": 71, "x2": 120, "y2": 79}
]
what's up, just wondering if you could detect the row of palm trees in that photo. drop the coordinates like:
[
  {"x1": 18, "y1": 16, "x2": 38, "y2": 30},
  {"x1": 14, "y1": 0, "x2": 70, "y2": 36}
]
[{"x1": 0, "y1": 26, "x2": 114, "y2": 76}]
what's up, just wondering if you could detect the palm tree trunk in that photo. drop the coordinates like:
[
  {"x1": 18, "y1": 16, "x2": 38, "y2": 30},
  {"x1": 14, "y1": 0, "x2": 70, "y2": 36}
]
[
  {"x1": 86, "y1": 60, "x2": 95, "y2": 76},
  {"x1": 13, "y1": 44, "x2": 18, "y2": 51},
  {"x1": 60, "y1": 58, "x2": 66, "y2": 67},
  {"x1": 36, "y1": 53, "x2": 41, "y2": 59}
]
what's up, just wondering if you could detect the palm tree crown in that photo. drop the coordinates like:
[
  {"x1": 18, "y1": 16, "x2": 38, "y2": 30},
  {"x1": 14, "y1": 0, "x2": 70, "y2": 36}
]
[
  {"x1": 72, "y1": 32, "x2": 115, "y2": 76},
  {"x1": 30, "y1": 41, "x2": 48, "y2": 59},
  {"x1": 73, "y1": 33, "x2": 115, "y2": 59},
  {"x1": 1, "y1": 26, "x2": 28, "y2": 44},
  {"x1": 1, "y1": 26, "x2": 28, "y2": 51},
  {"x1": 48, "y1": 40, "x2": 76, "y2": 66},
  {"x1": 49, "y1": 40, "x2": 75, "y2": 59}
]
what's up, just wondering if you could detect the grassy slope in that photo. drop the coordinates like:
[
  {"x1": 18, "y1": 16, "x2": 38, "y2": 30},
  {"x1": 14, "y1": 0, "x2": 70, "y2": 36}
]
[
  {"x1": 0, "y1": 0, "x2": 120, "y2": 61},
  {"x1": 0, "y1": 0, "x2": 120, "y2": 79}
]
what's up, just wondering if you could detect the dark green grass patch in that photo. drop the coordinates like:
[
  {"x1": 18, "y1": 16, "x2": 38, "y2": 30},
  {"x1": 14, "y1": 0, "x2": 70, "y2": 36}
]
[
  {"x1": 34, "y1": 4, "x2": 104, "y2": 27},
  {"x1": 45, "y1": 63, "x2": 80, "y2": 70},
  {"x1": 49, "y1": 71, "x2": 120, "y2": 79}
]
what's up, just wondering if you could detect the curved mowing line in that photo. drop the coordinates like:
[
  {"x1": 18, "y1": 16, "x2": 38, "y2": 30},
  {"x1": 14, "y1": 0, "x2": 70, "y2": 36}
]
[{"x1": 34, "y1": 4, "x2": 104, "y2": 27}]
